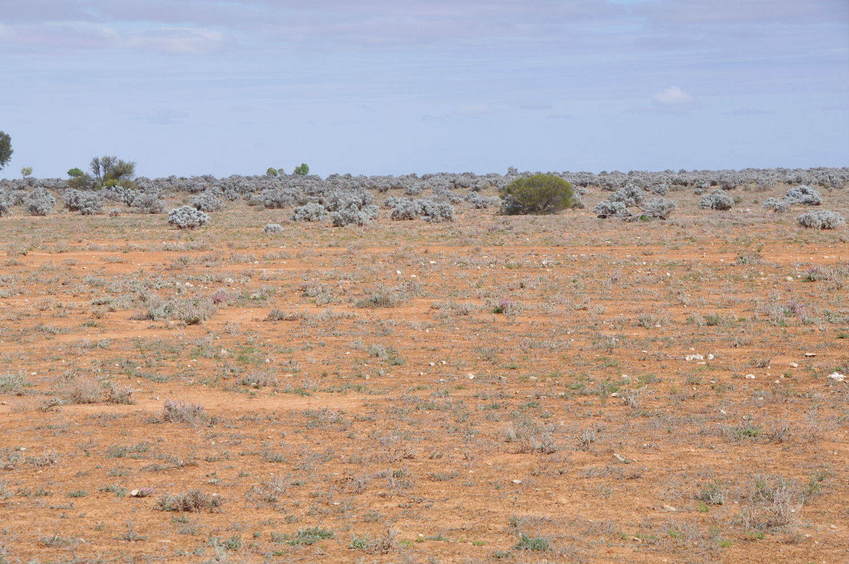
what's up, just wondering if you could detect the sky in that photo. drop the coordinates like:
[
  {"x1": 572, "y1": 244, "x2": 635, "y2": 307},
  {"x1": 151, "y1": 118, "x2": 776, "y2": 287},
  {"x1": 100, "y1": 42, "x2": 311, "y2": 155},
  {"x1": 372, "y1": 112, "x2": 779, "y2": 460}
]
[{"x1": 1, "y1": 0, "x2": 847, "y2": 178}]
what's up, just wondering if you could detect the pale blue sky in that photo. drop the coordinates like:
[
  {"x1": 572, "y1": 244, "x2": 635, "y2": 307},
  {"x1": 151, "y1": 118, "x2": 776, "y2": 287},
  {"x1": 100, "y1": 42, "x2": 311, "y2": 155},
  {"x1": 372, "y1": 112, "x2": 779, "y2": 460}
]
[{"x1": 1, "y1": 0, "x2": 847, "y2": 178}]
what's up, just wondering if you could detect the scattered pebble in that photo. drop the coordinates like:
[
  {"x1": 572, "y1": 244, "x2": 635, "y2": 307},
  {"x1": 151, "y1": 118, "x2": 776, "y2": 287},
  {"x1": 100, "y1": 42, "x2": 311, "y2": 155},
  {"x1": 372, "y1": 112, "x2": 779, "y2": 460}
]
[{"x1": 827, "y1": 372, "x2": 845, "y2": 382}]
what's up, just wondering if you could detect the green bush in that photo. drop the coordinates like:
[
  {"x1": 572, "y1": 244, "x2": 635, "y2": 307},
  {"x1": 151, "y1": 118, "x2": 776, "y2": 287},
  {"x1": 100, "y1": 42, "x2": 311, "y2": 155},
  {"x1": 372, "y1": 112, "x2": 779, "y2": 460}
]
[
  {"x1": 294, "y1": 163, "x2": 310, "y2": 176},
  {"x1": 0, "y1": 130, "x2": 11, "y2": 171},
  {"x1": 499, "y1": 174, "x2": 579, "y2": 215}
]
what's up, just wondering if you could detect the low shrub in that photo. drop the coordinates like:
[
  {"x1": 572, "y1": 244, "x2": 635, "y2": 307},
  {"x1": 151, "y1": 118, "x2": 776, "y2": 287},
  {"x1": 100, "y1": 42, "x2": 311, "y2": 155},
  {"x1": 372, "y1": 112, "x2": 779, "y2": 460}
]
[
  {"x1": 796, "y1": 210, "x2": 845, "y2": 229},
  {"x1": 785, "y1": 185, "x2": 821, "y2": 206},
  {"x1": 191, "y1": 191, "x2": 222, "y2": 212},
  {"x1": 466, "y1": 192, "x2": 500, "y2": 209},
  {"x1": 160, "y1": 400, "x2": 210, "y2": 425},
  {"x1": 129, "y1": 192, "x2": 164, "y2": 214},
  {"x1": 418, "y1": 199, "x2": 454, "y2": 222},
  {"x1": 699, "y1": 190, "x2": 734, "y2": 210},
  {"x1": 25, "y1": 188, "x2": 55, "y2": 216},
  {"x1": 263, "y1": 223, "x2": 284, "y2": 233},
  {"x1": 594, "y1": 200, "x2": 631, "y2": 219},
  {"x1": 156, "y1": 489, "x2": 222, "y2": 512},
  {"x1": 389, "y1": 198, "x2": 453, "y2": 222},
  {"x1": 292, "y1": 203, "x2": 327, "y2": 222},
  {"x1": 137, "y1": 296, "x2": 217, "y2": 324},
  {"x1": 168, "y1": 206, "x2": 209, "y2": 229},
  {"x1": 610, "y1": 184, "x2": 645, "y2": 207},
  {"x1": 260, "y1": 188, "x2": 297, "y2": 209},
  {"x1": 64, "y1": 189, "x2": 103, "y2": 215},
  {"x1": 763, "y1": 197, "x2": 790, "y2": 212},
  {"x1": 331, "y1": 205, "x2": 378, "y2": 226},
  {"x1": 639, "y1": 197, "x2": 676, "y2": 220}
]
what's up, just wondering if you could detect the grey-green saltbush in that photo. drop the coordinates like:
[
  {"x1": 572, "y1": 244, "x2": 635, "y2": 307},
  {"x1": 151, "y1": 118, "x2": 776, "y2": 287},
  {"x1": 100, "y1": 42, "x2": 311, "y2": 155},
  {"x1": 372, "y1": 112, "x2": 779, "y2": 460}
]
[
  {"x1": 640, "y1": 197, "x2": 676, "y2": 220},
  {"x1": 292, "y1": 203, "x2": 327, "y2": 222},
  {"x1": 796, "y1": 210, "x2": 845, "y2": 230},
  {"x1": 25, "y1": 187, "x2": 55, "y2": 216},
  {"x1": 785, "y1": 185, "x2": 821, "y2": 206},
  {"x1": 594, "y1": 200, "x2": 630, "y2": 219},
  {"x1": 64, "y1": 189, "x2": 103, "y2": 215},
  {"x1": 168, "y1": 206, "x2": 209, "y2": 229},
  {"x1": 191, "y1": 191, "x2": 222, "y2": 212},
  {"x1": 699, "y1": 190, "x2": 734, "y2": 211}
]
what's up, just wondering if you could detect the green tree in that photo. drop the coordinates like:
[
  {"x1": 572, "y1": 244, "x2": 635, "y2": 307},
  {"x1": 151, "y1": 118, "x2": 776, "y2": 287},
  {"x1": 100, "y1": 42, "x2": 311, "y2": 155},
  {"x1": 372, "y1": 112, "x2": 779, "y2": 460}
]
[
  {"x1": 21, "y1": 167, "x2": 32, "y2": 178},
  {"x1": 89, "y1": 156, "x2": 136, "y2": 188},
  {"x1": 266, "y1": 167, "x2": 278, "y2": 177},
  {"x1": 499, "y1": 174, "x2": 580, "y2": 215},
  {"x1": 67, "y1": 168, "x2": 85, "y2": 177},
  {"x1": 0, "y1": 131, "x2": 12, "y2": 171},
  {"x1": 294, "y1": 163, "x2": 310, "y2": 176}
]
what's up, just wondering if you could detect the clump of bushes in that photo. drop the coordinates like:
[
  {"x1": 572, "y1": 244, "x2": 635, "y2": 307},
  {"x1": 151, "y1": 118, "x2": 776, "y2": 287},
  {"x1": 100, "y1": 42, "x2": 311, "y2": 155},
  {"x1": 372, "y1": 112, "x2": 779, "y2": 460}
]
[
  {"x1": 796, "y1": 210, "x2": 845, "y2": 230},
  {"x1": 699, "y1": 190, "x2": 734, "y2": 210},
  {"x1": 610, "y1": 184, "x2": 645, "y2": 207},
  {"x1": 594, "y1": 196, "x2": 676, "y2": 221},
  {"x1": 136, "y1": 296, "x2": 217, "y2": 324},
  {"x1": 389, "y1": 198, "x2": 453, "y2": 222},
  {"x1": 320, "y1": 189, "x2": 379, "y2": 226},
  {"x1": 129, "y1": 192, "x2": 164, "y2": 214},
  {"x1": 260, "y1": 188, "x2": 297, "y2": 209},
  {"x1": 466, "y1": 192, "x2": 500, "y2": 209},
  {"x1": 764, "y1": 185, "x2": 823, "y2": 212},
  {"x1": 160, "y1": 400, "x2": 211, "y2": 425},
  {"x1": 156, "y1": 489, "x2": 222, "y2": 512},
  {"x1": 331, "y1": 206, "x2": 378, "y2": 226},
  {"x1": 292, "y1": 203, "x2": 327, "y2": 222},
  {"x1": 785, "y1": 185, "x2": 822, "y2": 206},
  {"x1": 503, "y1": 414, "x2": 557, "y2": 452},
  {"x1": 67, "y1": 155, "x2": 137, "y2": 191},
  {"x1": 56, "y1": 375, "x2": 133, "y2": 405},
  {"x1": 25, "y1": 188, "x2": 55, "y2": 216},
  {"x1": 593, "y1": 200, "x2": 630, "y2": 219},
  {"x1": 500, "y1": 174, "x2": 580, "y2": 215},
  {"x1": 168, "y1": 206, "x2": 209, "y2": 229},
  {"x1": 641, "y1": 197, "x2": 676, "y2": 220},
  {"x1": 763, "y1": 197, "x2": 790, "y2": 212},
  {"x1": 0, "y1": 191, "x2": 10, "y2": 216},
  {"x1": 64, "y1": 189, "x2": 103, "y2": 215},
  {"x1": 191, "y1": 191, "x2": 222, "y2": 212}
]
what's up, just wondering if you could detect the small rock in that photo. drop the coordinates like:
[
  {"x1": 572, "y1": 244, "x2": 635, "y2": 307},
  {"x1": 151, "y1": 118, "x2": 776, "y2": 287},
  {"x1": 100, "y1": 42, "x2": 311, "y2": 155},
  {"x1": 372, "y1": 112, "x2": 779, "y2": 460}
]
[
  {"x1": 745, "y1": 374, "x2": 756, "y2": 379},
  {"x1": 130, "y1": 488, "x2": 154, "y2": 498},
  {"x1": 804, "y1": 352, "x2": 817, "y2": 357},
  {"x1": 512, "y1": 479, "x2": 522, "y2": 484},
  {"x1": 662, "y1": 505, "x2": 677, "y2": 512},
  {"x1": 827, "y1": 372, "x2": 845, "y2": 382},
  {"x1": 789, "y1": 362, "x2": 799, "y2": 368}
]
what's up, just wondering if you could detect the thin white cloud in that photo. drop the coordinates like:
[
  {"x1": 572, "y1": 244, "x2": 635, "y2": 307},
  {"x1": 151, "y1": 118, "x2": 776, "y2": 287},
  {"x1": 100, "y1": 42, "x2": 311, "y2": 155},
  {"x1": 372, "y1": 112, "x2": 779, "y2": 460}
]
[
  {"x1": 653, "y1": 86, "x2": 694, "y2": 105},
  {"x1": 125, "y1": 27, "x2": 225, "y2": 54}
]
